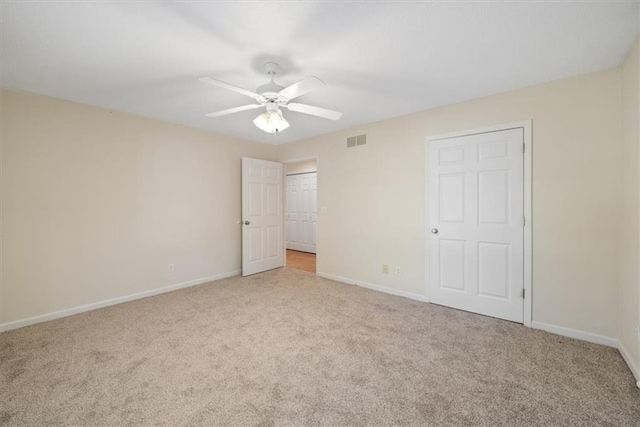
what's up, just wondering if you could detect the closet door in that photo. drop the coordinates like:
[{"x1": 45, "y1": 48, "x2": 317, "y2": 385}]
[
  {"x1": 286, "y1": 173, "x2": 317, "y2": 253},
  {"x1": 286, "y1": 175, "x2": 301, "y2": 251},
  {"x1": 428, "y1": 128, "x2": 524, "y2": 322},
  {"x1": 310, "y1": 173, "x2": 317, "y2": 253},
  {"x1": 298, "y1": 173, "x2": 317, "y2": 254}
]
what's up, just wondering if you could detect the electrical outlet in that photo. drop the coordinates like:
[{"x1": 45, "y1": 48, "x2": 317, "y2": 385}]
[
  {"x1": 168, "y1": 264, "x2": 175, "y2": 273},
  {"x1": 396, "y1": 267, "x2": 401, "y2": 275},
  {"x1": 382, "y1": 264, "x2": 389, "y2": 274}
]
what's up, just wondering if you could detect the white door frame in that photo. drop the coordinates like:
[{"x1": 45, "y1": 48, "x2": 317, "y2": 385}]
[
  {"x1": 280, "y1": 156, "x2": 319, "y2": 273},
  {"x1": 425, "y1": 120, "x2": 532, "y2": 327}
]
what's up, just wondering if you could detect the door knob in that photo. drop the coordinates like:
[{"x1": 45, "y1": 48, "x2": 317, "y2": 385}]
[
  {"x1": 244, "y1": 221, "x2": 250, "y2": 225},
  {"x1": 430, "y1": 228, "x2": 438, "y2": 234}
]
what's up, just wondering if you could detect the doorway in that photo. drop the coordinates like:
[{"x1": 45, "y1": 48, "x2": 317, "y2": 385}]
[{"x1": 284, "y1": 159, "x2": 317, "y2": 273}]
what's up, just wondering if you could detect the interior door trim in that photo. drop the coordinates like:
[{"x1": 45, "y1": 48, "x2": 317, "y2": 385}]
[
  {"x1": 280, "y1": 156, "x2": 320, "y2": 274},
  {"x1": 425, "y1": 120, "x2": 532, "y2": 327}
]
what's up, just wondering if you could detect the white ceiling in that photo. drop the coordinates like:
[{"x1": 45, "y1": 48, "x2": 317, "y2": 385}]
[{"x1": 2, "y1": 1, "x2": 638, "y2": 145}]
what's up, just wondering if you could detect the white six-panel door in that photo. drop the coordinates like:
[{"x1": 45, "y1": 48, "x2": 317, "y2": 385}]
[
  {"x1": 429, "y1": 128, "x2": 524, "y2": 323},
  {"x1": 285, "y1": 173, "x2": 317, "y2": 254},
  {"x1": 242, "y1": 158, "x2": 284, "y2": 276}
]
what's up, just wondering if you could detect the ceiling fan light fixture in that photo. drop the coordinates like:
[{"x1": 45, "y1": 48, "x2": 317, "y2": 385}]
[
  {"x1": 201, "y1": 62, "x2": 342, "y2": 132},
  {"x1": 253, "y1": 109, "x2": 290, "y2": 134}
]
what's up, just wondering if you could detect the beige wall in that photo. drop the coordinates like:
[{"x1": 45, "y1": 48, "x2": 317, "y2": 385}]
[
  {"x1": 0, "y1": 64, "x2": 633, "y2": 354},
  {"x1": 284, "y1": 159, "x2": 317, "y2": 175},
  {"x1": 0, "y1": 89, "x2": 276, "y2": 325},
  {"x1": 620, "y1": 39, "x2": 640, "y2": 378},
  {"x1": 278, "y1": 68, "x2": 622, "y2": 340}
]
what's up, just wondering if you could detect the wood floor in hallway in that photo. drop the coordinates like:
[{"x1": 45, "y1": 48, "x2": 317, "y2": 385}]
[{"x1": 286, "y1": 249, "x2": 316, "y2": 273}]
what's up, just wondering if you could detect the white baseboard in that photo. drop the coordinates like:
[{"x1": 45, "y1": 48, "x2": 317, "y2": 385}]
[
  {"x1": 531, "y1": 320, "x2": 618, "y2": 348},
  {"x1": 618, "y1": 341, "x2": 640, "y2": 383},
  {"x1": 315, "y1": 273, "x2": 621, "y2": 352},
  {"x1": 317, "y1": 272, "x2": 428, "y2": 302},
  {"x1": 0, "y1": 270, "x2": 240, "y2": 333}
]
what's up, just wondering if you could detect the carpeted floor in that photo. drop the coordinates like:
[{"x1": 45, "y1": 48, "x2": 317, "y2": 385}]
[{"x1": 1, "y1": 268, "x2": 639, "y2": 426}]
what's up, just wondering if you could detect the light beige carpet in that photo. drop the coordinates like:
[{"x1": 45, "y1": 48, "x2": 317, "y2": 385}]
[{"x1": 1, "y1": 268, "x2": 638, "y2": 426}]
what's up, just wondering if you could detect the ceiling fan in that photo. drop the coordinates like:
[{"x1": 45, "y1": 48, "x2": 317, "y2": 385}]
[{"x1": 200, "y1": 62, "x2": 342, "y2": 134}]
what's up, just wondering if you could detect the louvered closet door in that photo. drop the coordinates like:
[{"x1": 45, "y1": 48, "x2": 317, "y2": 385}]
[{"x1": 428, "y1": 128, "x2": 524, "y2": 323}]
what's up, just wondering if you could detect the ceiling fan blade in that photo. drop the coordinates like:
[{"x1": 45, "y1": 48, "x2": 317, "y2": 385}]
[
  {"x1": 279, "y1": 76, "x2": 325, "y2": 101},
  {"x1": 205, "y1": 104, "x2": 263, "y2": 118},
  {"x1": 199, "y1": 77, "x2": 265, "y2": 102},
  {"x1": 285, "y1": 103, "x2": 343, "y2": 120}
]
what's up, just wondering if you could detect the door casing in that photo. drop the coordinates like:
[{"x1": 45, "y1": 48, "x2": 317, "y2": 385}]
[{"x1": 280, "y1": 156, "x2": 320, "y2": 273}]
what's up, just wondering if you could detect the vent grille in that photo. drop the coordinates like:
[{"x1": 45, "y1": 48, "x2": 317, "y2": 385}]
[{"x1": 347, "y1": 134, "x2": 366, "y2": 148}]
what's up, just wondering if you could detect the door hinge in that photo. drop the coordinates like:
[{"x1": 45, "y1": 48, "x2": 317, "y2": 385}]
[
  {"x1": 521, "y1": 289, "x2": 525, "y2": 298},
  {"x1": 522, "y1": 143, "x2": 526, "y2": 153},
  {"x1": 522, "y1": 216, "x2": 526, "y2": 226}
]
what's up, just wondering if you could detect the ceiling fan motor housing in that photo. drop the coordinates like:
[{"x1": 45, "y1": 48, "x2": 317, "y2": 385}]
[
  {"x1": 256, "y1": 82, "x2": 285, "y2": 100},
  {"x1": 257, "y1": 62, "x2": 285, "y2": 101}
]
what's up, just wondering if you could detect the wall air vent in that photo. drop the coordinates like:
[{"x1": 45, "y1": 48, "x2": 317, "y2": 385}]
[{"x1": 347, "y1": 134, "x2": 367, "y2": 148}]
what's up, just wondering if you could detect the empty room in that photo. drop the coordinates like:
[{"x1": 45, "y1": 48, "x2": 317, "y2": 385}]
[{"x1": 1, "y1": 1, "x2": 640, "y2": 425}]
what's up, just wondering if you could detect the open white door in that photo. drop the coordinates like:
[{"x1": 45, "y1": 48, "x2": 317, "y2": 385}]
[
  {"x1": 429, "y1": 128, "x2": 524, "y2": 323},
  {"x1": 242, "y1": 157, "x2": 284, "y2": 276}
]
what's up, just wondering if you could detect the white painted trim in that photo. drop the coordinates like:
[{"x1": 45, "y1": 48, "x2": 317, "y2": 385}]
[
  {"x1": 427, "y1": 121, "x2": 532, "y2": 142},
  {"x1": 522, "y1": 120, "x2": 533, "y2": 327},
  {"x1": 531, "y1": 321, "x2": 618, "y2": 348},
  {"x1": 317, "y1": 272, "x2": 428, "y2": 302},
  {"x1": 425, "y1": 120, "x2": 533, "y2": 327},
  {"x1": 0, "y1": 270, "x2": 240, "y2": 333},
  {"x1": 618, "y1": 341, "x2": 640, "y2": 382},
  {"x1": 423, "y1": 138, "x2": 431, "y2": 303}
]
